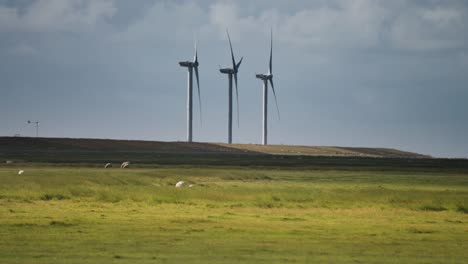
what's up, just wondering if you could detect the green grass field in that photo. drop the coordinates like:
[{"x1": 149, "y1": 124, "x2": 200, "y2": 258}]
[{"x1": 1, "y1": 164, "x2": 467, "y2": 263}]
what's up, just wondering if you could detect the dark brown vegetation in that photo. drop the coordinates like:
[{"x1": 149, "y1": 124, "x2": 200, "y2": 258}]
[{"x1": 3, "y1": 137, "x2": 468, "y2": 172}]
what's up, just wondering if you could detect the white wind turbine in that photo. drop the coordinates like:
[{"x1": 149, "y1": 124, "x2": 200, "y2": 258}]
[
  {"x1": 179, "y1": 40, "x2": 202, "y2": 142},
  {"x1": 219, "y1": 30, "x2": 243, "y2": 144},
  {"x1": 256, "y1": 30, "x2": 280, "y2": 145}
]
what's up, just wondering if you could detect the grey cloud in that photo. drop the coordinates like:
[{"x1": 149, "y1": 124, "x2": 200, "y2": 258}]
[
  {"x1": 390, "y1": 5, "x2": 467, "y2": 50},
  {"x1": 8, "y1": 42, "x2": 35, "y2": 55},
  {"x1": 207, "y1": 0, "x2": 468, "y2": 51},
  {"x1": 1, "y1": 0, "x2": 468, "y2": 157},
  {"x1": 0, "y1": 0, "x2": 116, "y2": 32}
]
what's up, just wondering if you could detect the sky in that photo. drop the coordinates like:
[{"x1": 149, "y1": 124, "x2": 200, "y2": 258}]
[{"x1": 1, "y1": 0, "x2": 467, "y2": 158}]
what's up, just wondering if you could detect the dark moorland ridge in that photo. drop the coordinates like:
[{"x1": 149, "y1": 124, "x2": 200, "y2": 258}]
[
  {"x1": 2, "y1": 136, "x2": 468, "y2": 170},
  {"x1": 0, "y1": 136, "x2": 428, "y2": 157}
]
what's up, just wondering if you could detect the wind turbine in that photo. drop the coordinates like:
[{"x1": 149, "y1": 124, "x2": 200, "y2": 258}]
[
  {"x1": 219, "y1": 30, "x2": 243, "y2": 144},
  {"x1": 179, "y1": 40, "x2": 202, "y2": 142},
  {"x1": 256, "y1": 30, "x2": 280, "y2": 145}
]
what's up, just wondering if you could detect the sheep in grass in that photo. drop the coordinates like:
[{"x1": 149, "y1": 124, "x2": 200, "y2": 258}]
[
  {"x1": 18, "y1": 170, "x2": 24, "y2": 175},
  {"x1": 175, "y1": 181, "x2": 185, "y2": 188},
  {"x1": 121, "y1": 161, "x2": 130, "y2": 168},
  {"x1": 104, "y1": 163, "x2": 112, "y2": 168}
]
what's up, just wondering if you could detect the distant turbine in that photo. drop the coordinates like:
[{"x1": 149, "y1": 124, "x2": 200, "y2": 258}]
[
  {"x1": 219, "y1": 30, "x2": 243, "y2": 144},
  {"x1": 27, "y1": 120, "x2": 40, "y2": 138},
  {"x1": 179, "y1": 40, "x2": 202, "y2": 142},
  {"x1": 256, "y1": 30, "x2": 280, "y2": 145}
]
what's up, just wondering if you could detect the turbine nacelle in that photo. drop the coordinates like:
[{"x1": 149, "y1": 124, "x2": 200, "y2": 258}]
[
  {"x1": 219, "y1": 68, "x2": 235, "y2": 74},
  {"x1": 220, "y1": 57, "x2": 243, "y2": 75},
  {"x1": 255, "y1": 74, "x2": 272, "y2": 81},
  {"x1": 179, "y1": 61, "x2": 198, "y2": 68},
  {"x1": 179, "y1": 39, "x2": 199, "y2": 68}
]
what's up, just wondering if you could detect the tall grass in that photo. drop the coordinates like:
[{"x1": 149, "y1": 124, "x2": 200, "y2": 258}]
[
  {"x1": 0, "y1": 166, "x2": 467, "y2": 263},
  {"x1": 0, "y1": 167, "x2": 466, "y2": 212}
]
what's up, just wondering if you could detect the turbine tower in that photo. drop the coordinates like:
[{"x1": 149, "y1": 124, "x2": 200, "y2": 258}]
[
  {"x1": 219, "y1": 30, "x2": 243, "y2": 144},
  {"x1": 179, "y1": 40, "x2": 201, "y2": 142},
  {"x1": 256, "y1": 30, "x2": 280, "y2": 145}
]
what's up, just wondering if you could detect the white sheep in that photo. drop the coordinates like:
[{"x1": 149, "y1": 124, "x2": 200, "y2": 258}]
[
  {"x1": 18, "y1": 170, "x2": 24, "y2": 175},
  {"x1": 175, "y1": 181, "x2": 185, "y2": 188},
  {"x1": 121, "y1": 161, "x2": 130, "y2": 168},
  {"x1": 104, "y1": 163, "x2": 112, "y2": 168}
]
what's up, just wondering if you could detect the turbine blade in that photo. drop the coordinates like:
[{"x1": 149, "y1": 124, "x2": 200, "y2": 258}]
[
  {"x1": 269, "y1": 29, "x2": 273, "y2": 74},
  {"x1": 234, "y1": 72, "x2": 238, "y2": 90},
  {"x1": 234, "y1": 73, "x2": 239, "y2": 127},
  {"x1": 194, "y1": 66, "x2": 202, "y2": 125},
  {"x1": 236, "y1": 57, "x2": 243, "y2": 70},
  {"x1": 194, "y1": 39, "x2": 198, "y2": 63},
  {"x1": 227, "y1": 30, "x2": 236, "y2": 70},
  {"x1": 269, "y1": 78, "x2": 280, "y2": 120}
]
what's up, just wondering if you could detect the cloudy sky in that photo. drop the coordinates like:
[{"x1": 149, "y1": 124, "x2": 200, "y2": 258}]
[{"x1": 1, "y1": 0, "x2": 467, "y2": 157}]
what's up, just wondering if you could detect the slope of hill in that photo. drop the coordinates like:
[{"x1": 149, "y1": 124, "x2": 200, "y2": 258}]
[
  {"x1": 0, "y1": 136, "x2": 429, "y2": 158},
  {"x1": 219, "y1": 144, "x2": 430, "y2": 158},
  {"x1": 0, "y1": 137, "x2": 247, "y2": 154}
]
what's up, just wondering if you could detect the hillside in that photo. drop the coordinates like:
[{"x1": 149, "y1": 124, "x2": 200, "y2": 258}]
[
  {"x1": 219, "y1": 144, "x2": 430, "y2": 158},
  {"x1": 0, "y1": 136, "x2": 429, "y2": 158},
  {"x1": 0, "y1": 137, "x2": 245, "y2": 154}
]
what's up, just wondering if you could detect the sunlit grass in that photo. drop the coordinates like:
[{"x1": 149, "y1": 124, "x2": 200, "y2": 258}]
[{"x1": 0, "y1": 166, "x2": 467, "y2": 263}]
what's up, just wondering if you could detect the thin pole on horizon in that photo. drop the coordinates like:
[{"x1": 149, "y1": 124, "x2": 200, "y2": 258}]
[{"x1": 27, "y1": 120, "x2": 39, "y2": 137}]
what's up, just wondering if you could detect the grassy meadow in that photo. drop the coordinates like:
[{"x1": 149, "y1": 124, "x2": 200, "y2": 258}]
[{"x1": 0, "y1": 164, "x2": 467, "y2": 263}]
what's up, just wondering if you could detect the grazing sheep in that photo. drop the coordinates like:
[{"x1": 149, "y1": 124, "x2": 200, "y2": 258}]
[
  {"x1": 5, "y1": 160, "x2": 13, "y2": 164},
  {"x1": 188, "y1": 184, "x2": 194, "y2": 188},
  {"x1": 121, "y1": 161, "x2": 130, "y2": 168},
  {"x1": 104, "y1": 163, "x2": 112, "y2": 168},
  {"x1": 18, "y1": 170, "x2": 24, "y2": 175},
  {"x1": 175, "y1": 181, "x2": 185, "y2": 188}
]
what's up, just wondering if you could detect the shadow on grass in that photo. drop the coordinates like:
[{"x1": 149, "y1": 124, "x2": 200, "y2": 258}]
[
  {"x1": 418, "y1": 205, "x2": 447, "y2": 212},
  {"x1": 456, "y1": 205, "x2": 468, "y2": 214},
  {"x1": 40, "y1": 193, "x2": 70, "y2": 201}
]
